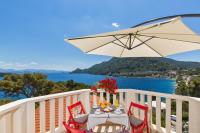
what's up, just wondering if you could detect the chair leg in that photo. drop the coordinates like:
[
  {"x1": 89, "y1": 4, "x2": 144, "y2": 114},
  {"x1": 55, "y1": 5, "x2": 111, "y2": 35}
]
[
  {"x1": 66, "y1": 129, "x2": 71, "y2": 133},
  {"x1": 146, "y1": 124, "x2": 149, "y2": 133}
]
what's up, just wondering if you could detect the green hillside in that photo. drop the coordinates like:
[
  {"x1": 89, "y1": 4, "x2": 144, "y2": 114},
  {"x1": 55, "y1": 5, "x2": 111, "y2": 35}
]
[{"x1": 72, "y1": 57, "x2": 200, "y2": 77}]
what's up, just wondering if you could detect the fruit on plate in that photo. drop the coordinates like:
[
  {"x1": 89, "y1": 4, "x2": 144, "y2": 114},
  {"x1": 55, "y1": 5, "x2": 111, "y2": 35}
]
[{"x1": 99, "y1": 101, "x2": 111, "y2": 109}]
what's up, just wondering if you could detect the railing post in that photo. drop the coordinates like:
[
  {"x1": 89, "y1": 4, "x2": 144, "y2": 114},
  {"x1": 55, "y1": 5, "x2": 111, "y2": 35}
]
[
  {"x1": 156, "y1": 96, "x2": 161, "y2": 131},
  {"x1": 13, "y1": 105, "x2": 26, "y2": 133},
  {"x1": 0, "y1": 115, "x2": 6, "y2": 133},
  {"x1": 119, "y1": 92, "x2": 123, "y2": 107},
  {"x1": 165, "y1": 98, "x2": 171, "y2": 133},
  {"x1": 50, "y1": 99, "x2": 55, "y2": 133},
  {"x1": 126, "y1": 91, "x2": 132, "y2": 111},
  {"x1": 93, "y1": 92, "x2": 97, "y2": 107},
  {"x1": 26, "y1": 102, "x2": 35, "y2": 133},
  {"x1": 58, "y1": 97, "x2": 64, "y2": 131},
  {"x1": 100, "y1": 91, "x2": 104, "y2": 101},
  {"x1": 39, "y1": 101, "x2": 45, "y2": 133},
  {"x1": 6, "y1": 113, "x2": 12, "y2": 133},
  {"x1": 147, "y1": 95, "x2": 152, "y2": 127},
  {"x1": 113, "y1": 94, "x2": 116, "y2": 104},
  {"x1": 66, "y1": 96, "x2": 71, "y2": 121},
  {"x1": 134, "y1": 93, "x2": 139, "y2": 117},
  {"x1": 176, "y1": 99, "x2": 182, "y2": 133},
  {"x1": 83, "y1": 91, "x2": 90, "y2": 113},
  {"x1": 106, "y1": 92, "x2": 110, "y2": 103},
  {"x1": 189, "y1": 97, "x2": 200, "y2": 133},
  {"x1": 140, "y1": 94, "x2": 145, "y2": 119}
]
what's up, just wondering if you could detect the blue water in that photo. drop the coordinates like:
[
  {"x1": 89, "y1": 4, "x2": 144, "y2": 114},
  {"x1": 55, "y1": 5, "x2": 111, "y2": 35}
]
[
  {"x1": 47, "y1": 73, "x2": 175, "y2": 94},
  {"x1": 0, "y1": 73, "x2": 176, "y2": 100}
]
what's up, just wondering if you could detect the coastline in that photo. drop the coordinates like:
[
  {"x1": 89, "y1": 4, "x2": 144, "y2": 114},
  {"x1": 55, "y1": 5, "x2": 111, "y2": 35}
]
[
  {"x1": 0, "y1": 72, "x2": 176, "y2": 100},
  {"x1": 71, "y1": 72, "x2": 176, "y2": 80}
]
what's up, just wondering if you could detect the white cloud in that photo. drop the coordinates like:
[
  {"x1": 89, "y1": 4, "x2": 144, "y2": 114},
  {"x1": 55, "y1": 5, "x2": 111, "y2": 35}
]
[
  {"x1": 112, "y1": 22, "x2": 120, "y2": 28},
  {"x1": 30, "y1": 61, "x2": 38, "y2": 65},
  {"x1": 0, "y1": 61, "x2": 39, "y2": 69},
  {"x1": 1, "y1": 63, "x2": 13, "y2": 68}
]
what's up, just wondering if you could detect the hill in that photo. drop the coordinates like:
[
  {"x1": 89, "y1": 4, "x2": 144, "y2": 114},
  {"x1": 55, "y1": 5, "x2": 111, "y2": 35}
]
[{"x1": 72, "y1": 57, "x2": 200, "y2": 77}]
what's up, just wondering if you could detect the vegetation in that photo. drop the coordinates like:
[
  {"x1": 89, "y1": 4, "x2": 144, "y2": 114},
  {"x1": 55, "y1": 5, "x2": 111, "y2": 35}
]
[
  {"x1": 174, "y1": 75, "x2": 200, "y2": 131},
  {"x1": 73, "y1": 57, "x2": 200, "y2": 78},
  {"x1": 0, "y1": 99, "x2": 13, "y2": 106},
  {"x1": 0, "y1": 72, "x2": 10, "y2": 77},
  {"x1": 0, "y1": 73, "x2": 89, "y2": 99},
  {"x1": 176, "y1": 75, "x2": 200, "y2": 97}
]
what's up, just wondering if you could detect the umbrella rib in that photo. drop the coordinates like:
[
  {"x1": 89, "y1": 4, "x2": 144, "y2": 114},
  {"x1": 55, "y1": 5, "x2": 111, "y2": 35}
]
[
  {"x1": 131, "y1": 32, "x2": 138, "y2": 47},
  {"x1": 137, "y1": 34, "x2": 200, "y2": 45},
  {"x1": 67, "y1": 32, "x2": 199, "y2": 41},
  {"x1": 113, "y1": 35, "x2": 129, "y2": 48},
  {"x1": 68, "y1": 34, "x2": 132, "y2": 40},
  {"x1": 130, "y1": 37, "x2": 154, "y2": 49},
  {"x1": 135, "y1": 36, "x2": 164, "y2": 57},
  {"x1": 85, "y1": 35, "x2": 128, "y2": 53},
  {"x1": 120, "y1": 47, "x2": 125, "y2": 57},
  {"x1": 125, "y1": 34, "x2": 131, "y2": 46},
  {"x1": 129, "y1": 34, "x2": 132, "y2": 49},
  {"x1": 112, "y1": 42, "x2": 128, "y2": 49},
  {"x1": 137, "y1": 33, "x2": 200, "y2": 36}
]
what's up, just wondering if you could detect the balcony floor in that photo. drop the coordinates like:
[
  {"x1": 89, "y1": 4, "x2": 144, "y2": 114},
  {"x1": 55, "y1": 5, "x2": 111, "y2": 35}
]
[
  {"x1": 92, "y1": 125, "x2": 156, "y2": 133},
  {"x1": 61, "y1": 123, "x2": 156, "y2": 133}
]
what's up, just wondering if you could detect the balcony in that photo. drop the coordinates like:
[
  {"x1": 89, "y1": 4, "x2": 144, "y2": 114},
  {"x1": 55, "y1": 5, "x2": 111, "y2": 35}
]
[{"x1": 0, "y1": 89, "x2": 200, "y2": 133}]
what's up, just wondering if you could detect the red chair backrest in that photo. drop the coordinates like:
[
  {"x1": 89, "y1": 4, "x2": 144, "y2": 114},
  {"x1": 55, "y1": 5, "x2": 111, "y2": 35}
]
[
  {"x1": 68, "y1": 101, "x2": 86, "y2": 118},
  {"x1": 63, "y1": 121, "x2": 86, "y2": 133},
  {"x1": 128, "y1": 102, "x2": 148, "y2": 121}
]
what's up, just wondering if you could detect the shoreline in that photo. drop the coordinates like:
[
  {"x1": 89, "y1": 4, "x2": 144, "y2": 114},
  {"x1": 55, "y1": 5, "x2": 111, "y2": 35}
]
[
  {"x1": 71, "y1": 72, "x2": 176, "y2": 81},
  {"x1": 0, "y1": 72, "x2": 175, "y2": 100}
]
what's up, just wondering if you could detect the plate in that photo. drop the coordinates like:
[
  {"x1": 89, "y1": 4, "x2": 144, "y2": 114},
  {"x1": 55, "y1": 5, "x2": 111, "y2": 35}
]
[
  {"x1": 114, "y1": 110, "x2": 122, "y2": 115},
  {"x1": 102, "y1": 108, "x2": 113, "y2": 112},
  {"x1": 95, "y1": 111, "x2": 102, "y2": 115}
]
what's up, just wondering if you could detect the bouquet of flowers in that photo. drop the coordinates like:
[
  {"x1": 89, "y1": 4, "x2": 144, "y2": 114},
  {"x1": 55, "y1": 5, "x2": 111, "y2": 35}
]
[{"x1": 90, "y1": 78, "x2": 118, "y2": 94}]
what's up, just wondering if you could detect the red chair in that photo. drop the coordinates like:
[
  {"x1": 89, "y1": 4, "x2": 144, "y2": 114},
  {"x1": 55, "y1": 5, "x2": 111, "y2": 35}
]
[
  {"x1": 68, "y1": 101, "x2": 88, "y2": 129},
  {"x1": 63, "y1": 121, "x2": 88, "y2": 133},
  {"x1": 128, "y1": 102, "x2": 149, "y2": 133}
]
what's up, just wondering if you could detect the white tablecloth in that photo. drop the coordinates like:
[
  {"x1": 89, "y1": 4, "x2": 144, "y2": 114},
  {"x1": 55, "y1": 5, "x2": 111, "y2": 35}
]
[{"x1": 87, "y1": 110, "x2": 129, "y2": 130}]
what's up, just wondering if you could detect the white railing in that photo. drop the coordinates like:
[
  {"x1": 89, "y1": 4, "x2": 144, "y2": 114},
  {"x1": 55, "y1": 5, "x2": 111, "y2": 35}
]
[
  {"x1": 0, "y1": 89, "x2": 90, "y2": 133},
  {"x1": 91, "y1": 89, "x2": 200, "y2": 133},
  {"x1": 0, "y1": 89, "x2": 200, "y2": 133}
]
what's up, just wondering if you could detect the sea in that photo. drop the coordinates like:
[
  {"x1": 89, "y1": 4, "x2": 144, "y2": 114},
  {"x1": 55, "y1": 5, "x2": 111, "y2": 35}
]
[{"x1": 0, "y1": 72, "x2": 176, "y2": 100}]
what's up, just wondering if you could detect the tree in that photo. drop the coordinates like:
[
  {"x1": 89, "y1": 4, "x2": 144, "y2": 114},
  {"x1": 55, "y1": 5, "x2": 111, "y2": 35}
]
[
  {"x1": 0, "y1": 73, "x2": 57, "y2": 98},
  {"x1": 176, "y1": 80, "x2": 189, "y2": 96},
  {"x1": 188, "y1": 76, "x2": 200, "y2": 97},
  {"x1": 176, "y1": 75, "x2": 200, "y2": 98},
  {"x1": 58, "y1": 80, "x2": 90, "y2": 91},
  {"x1": 0, "y1": 73, "x2": 89, "y2": 99}
]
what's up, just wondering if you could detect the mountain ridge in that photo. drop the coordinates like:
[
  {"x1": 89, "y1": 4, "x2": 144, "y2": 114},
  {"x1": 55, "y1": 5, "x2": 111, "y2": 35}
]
[
  {"x1": 72, "y1": 57, "x2": 200, "y2": 77},
  {"x1": 0, "y1": 68, "x2": 68, "y2": 74}
]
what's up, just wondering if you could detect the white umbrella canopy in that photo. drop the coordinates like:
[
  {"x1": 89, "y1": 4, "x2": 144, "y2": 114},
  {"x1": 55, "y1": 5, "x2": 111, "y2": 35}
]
[{"x1": 65, "y1": 17, "x2": 200, "y2": 57}]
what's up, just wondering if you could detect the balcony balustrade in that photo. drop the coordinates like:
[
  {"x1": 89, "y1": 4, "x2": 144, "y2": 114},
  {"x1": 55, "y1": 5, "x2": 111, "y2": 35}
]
[{"x1": 0, "y1": 89, "x2": 200, "y2": 133}]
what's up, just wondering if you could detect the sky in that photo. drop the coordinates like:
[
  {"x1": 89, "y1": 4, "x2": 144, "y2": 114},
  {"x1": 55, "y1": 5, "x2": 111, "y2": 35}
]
[{"x1": 0, "y1": 0, "x2": 200, "y2": 71}]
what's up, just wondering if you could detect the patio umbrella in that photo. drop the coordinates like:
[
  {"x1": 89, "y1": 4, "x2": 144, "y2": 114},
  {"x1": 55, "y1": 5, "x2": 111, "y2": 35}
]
[{"x1": 65, "y1": 17, "x2": 200, "y2": 57}]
